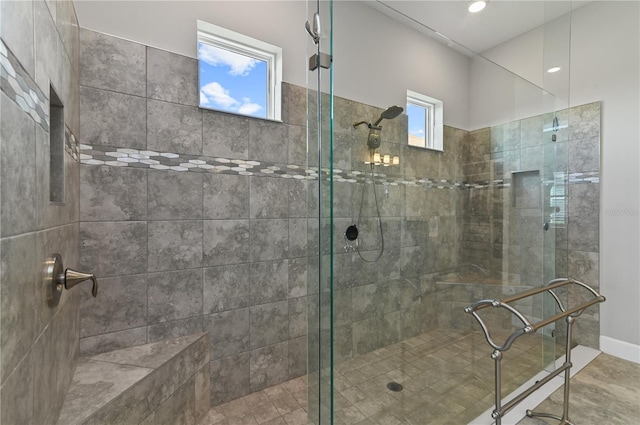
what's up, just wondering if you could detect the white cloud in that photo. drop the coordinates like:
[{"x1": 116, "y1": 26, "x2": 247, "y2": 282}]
[
  {"x1": 199, "y1": 43, "x2": 259, "y2": 76},
  {"x1": 411, "y1": 128, "x2": 424, "y2": 135},
  {"x1": 200, "y1": 82, "x2": 239, "y2": 109},
  {"x1": 238, "y1": 102, "x2": 262, "y2": 115},
  {"x1": 199, "y1": 91, "x2": 209, "y2": 106},
  {"x1": 200, "y1": 83, "x2": 263, "y2": 117}
]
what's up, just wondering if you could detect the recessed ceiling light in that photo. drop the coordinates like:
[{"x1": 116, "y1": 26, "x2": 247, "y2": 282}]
[
  {"x1": 468, "y1": 1, "x2": 487, "y2": 13},
  {"x1": 547, "y1": 67, "x2": 562, "y2": 73}
]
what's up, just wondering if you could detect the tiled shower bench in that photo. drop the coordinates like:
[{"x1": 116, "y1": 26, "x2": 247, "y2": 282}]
[{"x1": 57, "y1": 333, "x2": 210, "y2": 425}]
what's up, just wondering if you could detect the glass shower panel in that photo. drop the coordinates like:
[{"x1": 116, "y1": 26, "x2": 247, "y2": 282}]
[
  {"x1": 541, "y1": 2, "x2": 572, "y2": 370},
  {"x1": 467, "y1": 51, "x2": 562, "y2": 399},
  {"x1": 306, "y1": 1, "x2": 334, "y2": 424}
]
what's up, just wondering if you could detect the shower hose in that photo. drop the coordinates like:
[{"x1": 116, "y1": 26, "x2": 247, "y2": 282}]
[{"x1": 354, "y1": 163, "x2": 385, "y2": 262}]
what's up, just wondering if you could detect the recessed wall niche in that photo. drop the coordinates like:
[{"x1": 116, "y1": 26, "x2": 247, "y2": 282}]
[
  {"x1": 513, "y1": 170, "x2": 541, "y2": 209},
  {"x1": 50, "y1": 85, "x2": 65, "y2": 203}
]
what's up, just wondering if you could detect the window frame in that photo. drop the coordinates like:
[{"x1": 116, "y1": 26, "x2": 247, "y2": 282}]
[
  {"x1": 407, "y1": 90, "x2": 444, "y2": 151},
  {"x1": 197, "y1": 20, "x2": 282, "y2": 121}
]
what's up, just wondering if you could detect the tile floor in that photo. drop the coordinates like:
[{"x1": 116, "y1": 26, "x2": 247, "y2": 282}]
[
  {"x1": 199, "y1": 376, "x2": 308, "y2": 425},
  {"x1": 200, "y1": 328, "x2": 552, "y2": 425},
  {"x1": 517, "y1": 353, "x2": 640, "y2": 425}
]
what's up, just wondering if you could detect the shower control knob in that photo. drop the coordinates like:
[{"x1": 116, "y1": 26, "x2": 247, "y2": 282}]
[
  {"x1": 345, "y1": 225, "x2": 359, "y2": 241},
  {"x1": 44, "y1": 254, "x2": 98, "y2": 307}
]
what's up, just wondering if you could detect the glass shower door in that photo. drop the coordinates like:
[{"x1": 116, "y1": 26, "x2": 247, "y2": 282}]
[{"x1": 306, "y1": 1, "x2": 334, "y2": 424}]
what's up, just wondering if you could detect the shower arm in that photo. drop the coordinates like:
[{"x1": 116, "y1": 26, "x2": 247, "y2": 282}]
[
  {"x1": 354, "y1": 105, "x2": 403, "y2": 130},
  {"x1": 353, "y1": 121, "x2": 381, "y2": 130},
  {"x1": 372, "y1": 117, "x2": 385, "y2": 127}
]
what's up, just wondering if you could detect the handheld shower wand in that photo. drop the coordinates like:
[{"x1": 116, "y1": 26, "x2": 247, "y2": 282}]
[{"x1": 305, "y1": 13, "x2": 321, "y2": 44}]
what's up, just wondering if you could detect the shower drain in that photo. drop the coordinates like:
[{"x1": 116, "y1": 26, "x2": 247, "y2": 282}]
[{"x1": 386, "y1": 382, "x2": 403, "y2": 392}]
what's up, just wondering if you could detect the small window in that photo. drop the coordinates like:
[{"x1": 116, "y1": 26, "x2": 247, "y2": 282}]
[
  {"x1": 197, "y1": 20, "x2": 282, "y2": 121},
  {"x1": 407, "y1": 90, "x2": 443, "y2": 151}
]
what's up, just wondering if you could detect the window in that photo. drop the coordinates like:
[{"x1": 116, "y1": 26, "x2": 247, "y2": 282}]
[
  {"x1": 197, "y1": 20, "x2": 282, "y2": 121},
  {"x1": 406, "y1": 90, "x2": 443, "y2": 151}
]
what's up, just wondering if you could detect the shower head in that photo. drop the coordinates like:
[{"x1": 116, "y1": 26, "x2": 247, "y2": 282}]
[
  {"x1": 353, "y1": 105, "x2": 405, "y2": 130},
  {"x1": 373, "y1": 105, "x2": 404, "y2": 126},
  {"x1": 352, "y1": 105, "x2": 404, "y2": 151}
]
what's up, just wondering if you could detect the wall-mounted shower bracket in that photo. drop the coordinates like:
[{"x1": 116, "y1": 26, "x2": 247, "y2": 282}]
[
  {"x1": 465, "y1": 278, "x2": 605, "y2": 425},
  {"x1": 309, "y1": 52, "x2": 331, "y2": 71},
  {"x1": 305, "y1": 12, "x2": 321, "y2": 44},
  {"x1": 44, "y1": 253, "x2": 98, "y2": 307}
]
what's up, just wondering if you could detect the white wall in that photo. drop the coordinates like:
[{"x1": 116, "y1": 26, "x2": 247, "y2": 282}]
[
  {"x1": 74, "y1": 1, "x2": 309, "y2": 88},
  {"x1": 468, "y1": 51, "x2": 553, "y2": 130},
  {"x1": 479, "y1": 12, "x2": 572, "y2": 116},
  {"x1": 468, "y1": 13, "x2": 572, "y2": 130},
  {"x1": 74, "y1": 1, "x2": 471, "y2": 129},
  {"x1": 479, "y1": 1, "x2": 640, "y2": 359},
  {"x1": 482, "y1": 27, "x2": 545, "y2": 88},
  {"x1": 332, "y1": 1, "x2": 470, "y2": 129}
]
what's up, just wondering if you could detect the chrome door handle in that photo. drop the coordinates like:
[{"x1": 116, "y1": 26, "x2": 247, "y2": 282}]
[{"x1": 45, "y1": 254, "x2": 98, "y2": 307}]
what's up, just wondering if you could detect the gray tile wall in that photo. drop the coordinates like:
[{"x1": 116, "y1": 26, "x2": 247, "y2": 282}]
[
  {"x1": 315, "y1": 101, "x2": 467, "y2": 364},
  {"x1": 77, "y1": 29, "x2": 313, "y2": 407},
  {"x1": 0, "y1": 0, "x2": 81, "y2": 423},
  {"x1": 461, "y1": 103, "x2": 601, "y2": 348},
  {"x1": 565, "y1": 102, "x2": 601, "y2": 348}
]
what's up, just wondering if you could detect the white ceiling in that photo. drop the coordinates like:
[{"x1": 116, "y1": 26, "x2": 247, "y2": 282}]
[{"x1": 368, "y1": 1, "x2": 588, "y2": 53}]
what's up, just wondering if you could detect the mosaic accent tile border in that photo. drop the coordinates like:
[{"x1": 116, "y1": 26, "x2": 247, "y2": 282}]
[
  {"x1": 539, "y1": 171, "x2": 600, "y2": 186},
  {"x1": 79, "y1": 144, "x2": 468, "y2": 190},
  {"x1": 468, "y1": 171, "x2": 600, "y2": 190},
  {"x1": 81, "y1": 143, "x2": 600, "y2": 190},
  {"x1": 65, "y1": 128, "x2": 80, "y2": 161},
  {"x1": 80, "y1": 144, "x2": 600, "y2": 190},
  {"x1": 465, "y1": 179, "x2": 512, "y2": 189},
  {"x1": 1, "y1": 39, "x2": 80, "y2": 162},
  {"x1": 80, "y1": 144, "x2": 319, "y2": 179},
  {"x1": 567, "y1": 171, "x2": 600, "y2": 184},
  {"x1": 0, "y1": 39, "x2": 49, "y2": 132}
]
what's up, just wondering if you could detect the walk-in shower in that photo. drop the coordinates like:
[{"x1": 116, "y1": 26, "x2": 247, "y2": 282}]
[
  {"x1": 304, "y1": 1, "x2": 582, "y2": 424},
  {"x1": 0, "y1": 0, "x2": 615, "y2": 423}
]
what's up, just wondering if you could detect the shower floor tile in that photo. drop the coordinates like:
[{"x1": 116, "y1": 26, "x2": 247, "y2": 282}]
[
  {"x1": 199, "y1": 377, "x2": 308, "y2": 425},
  {"x1": 199, "y1": 328, "x2": 555, "y2": 425},
  {"x1": 516, "y1": 353, "x2": 640, "y2": 425}
]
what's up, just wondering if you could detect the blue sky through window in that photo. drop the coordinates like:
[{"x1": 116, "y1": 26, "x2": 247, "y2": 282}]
[
  {"x1": 407, "y1": 102, "x2": 426, "y2": 146},
  {"x1": 198, "y1": 42, "x2": 267, "y2": 118}
]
